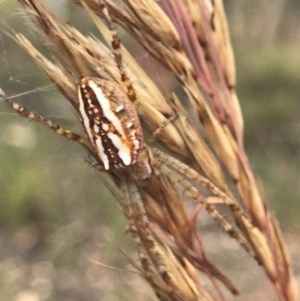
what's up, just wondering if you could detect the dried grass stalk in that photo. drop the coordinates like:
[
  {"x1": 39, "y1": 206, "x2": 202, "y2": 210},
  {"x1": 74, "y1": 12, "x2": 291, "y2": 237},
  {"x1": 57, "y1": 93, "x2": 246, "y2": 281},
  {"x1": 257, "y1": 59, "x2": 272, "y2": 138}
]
[{"x1": 2, "y1": 0, "x2": 298, "y2": 300}]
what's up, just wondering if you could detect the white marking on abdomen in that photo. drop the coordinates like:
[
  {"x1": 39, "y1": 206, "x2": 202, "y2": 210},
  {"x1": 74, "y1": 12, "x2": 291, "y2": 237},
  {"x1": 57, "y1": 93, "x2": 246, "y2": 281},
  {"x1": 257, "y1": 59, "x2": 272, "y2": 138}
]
[
  {"x1": 88, "y1": 80, "x2": 126, "y2": 138},
  {"x1": 78, "y1": 88, "x2": 110, "y2": 170},
  {"x1": 115, "y1": 104, "x2": 124, "y2": 112},
  {"x1": 95, "y1": 136, "x2": 110, "y2": 170},
  {"x1": 107, "y1": 132, "x2": 131, "y2": 166},
  {"x1": 102, "y1": 123, "x2": 109, "y2": 131}
]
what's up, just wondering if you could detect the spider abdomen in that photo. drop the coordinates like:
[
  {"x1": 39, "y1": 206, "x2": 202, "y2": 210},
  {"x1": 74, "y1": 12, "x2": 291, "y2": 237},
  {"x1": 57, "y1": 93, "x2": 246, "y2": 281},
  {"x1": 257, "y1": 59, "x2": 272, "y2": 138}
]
[{"x1": 78, "y1": 76, "x2": 143, "y2": 170}]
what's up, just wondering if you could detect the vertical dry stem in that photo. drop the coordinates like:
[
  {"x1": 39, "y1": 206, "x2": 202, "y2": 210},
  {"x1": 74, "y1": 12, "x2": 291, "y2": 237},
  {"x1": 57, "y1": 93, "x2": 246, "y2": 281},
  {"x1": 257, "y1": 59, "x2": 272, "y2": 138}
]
[{"x1": 2, "y1": 0, "x2": 297, "y2": 300}]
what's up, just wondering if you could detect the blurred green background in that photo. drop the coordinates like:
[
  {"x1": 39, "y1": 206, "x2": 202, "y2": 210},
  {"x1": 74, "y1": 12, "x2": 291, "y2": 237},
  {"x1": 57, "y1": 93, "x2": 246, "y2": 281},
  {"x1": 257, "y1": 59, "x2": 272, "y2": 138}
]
[{"x1": 0, "y1": 1, "x2": 299, "y2": 301}]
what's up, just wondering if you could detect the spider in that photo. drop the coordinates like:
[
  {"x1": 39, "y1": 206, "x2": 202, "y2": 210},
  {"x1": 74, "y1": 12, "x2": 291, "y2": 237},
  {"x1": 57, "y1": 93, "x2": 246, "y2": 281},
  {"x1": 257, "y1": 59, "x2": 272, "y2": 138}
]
[{"x1": 2, "y1": 0, "x2": 255, "y2": 296}]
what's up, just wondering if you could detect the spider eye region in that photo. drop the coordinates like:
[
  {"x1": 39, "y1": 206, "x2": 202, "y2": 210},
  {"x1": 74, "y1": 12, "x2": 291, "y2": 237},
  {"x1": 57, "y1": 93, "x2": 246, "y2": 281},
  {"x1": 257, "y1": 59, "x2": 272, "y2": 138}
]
[{"x1": 78, "y1": 76, "x2": 142, "y2": 171}]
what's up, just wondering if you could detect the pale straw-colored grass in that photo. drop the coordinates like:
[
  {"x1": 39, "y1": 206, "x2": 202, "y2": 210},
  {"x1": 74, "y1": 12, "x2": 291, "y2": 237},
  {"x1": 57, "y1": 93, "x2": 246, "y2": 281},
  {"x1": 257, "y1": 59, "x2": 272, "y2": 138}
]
[{"x1": 2, "y1": 0, "x2": 297, "y2": 300}]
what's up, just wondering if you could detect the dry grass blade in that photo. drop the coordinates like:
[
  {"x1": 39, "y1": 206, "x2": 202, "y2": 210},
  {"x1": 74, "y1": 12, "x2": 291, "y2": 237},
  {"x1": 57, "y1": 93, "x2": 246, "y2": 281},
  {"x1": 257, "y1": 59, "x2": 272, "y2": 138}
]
[{"x1": 1, "y1": 0, "x2": 297, "y2": 300}]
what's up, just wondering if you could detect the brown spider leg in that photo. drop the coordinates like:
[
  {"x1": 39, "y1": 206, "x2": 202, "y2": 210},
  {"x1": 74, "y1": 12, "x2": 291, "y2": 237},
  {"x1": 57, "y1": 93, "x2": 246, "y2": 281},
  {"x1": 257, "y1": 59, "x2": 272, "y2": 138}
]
[
  {"x1": 121, "y1": 180, "x2": 178, "y2": 299},
  {"x1": 147, "y1": 114, "x2": 178, "y2": 144},
  {"x1": 120, "y1": 180, "x2": 154, "y2": 277},
  {"x1": 152, "y1": 148, "x2": 254, "y2": 257},
  {"x1": 99, "y1": 0, "x2": 137, "y2": 104},
  {"x1": 152, "y1": 148, "x2": 234, "y2": 205},
  {"x1": 171, "y1": 169, "x2": 253, "y2": 256},
  {"x1": 125, "y1": 181, "x2": 235, "y2": 299},
  {"x1": 126, "y1": 180, "x2": 176, "y2": 288},
  {"x1": 1, "y1": 89, "x2": 92, "y2": 153},
  {"x1": 153, "y1": 148, "x2": 256, "y2": 233}
]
